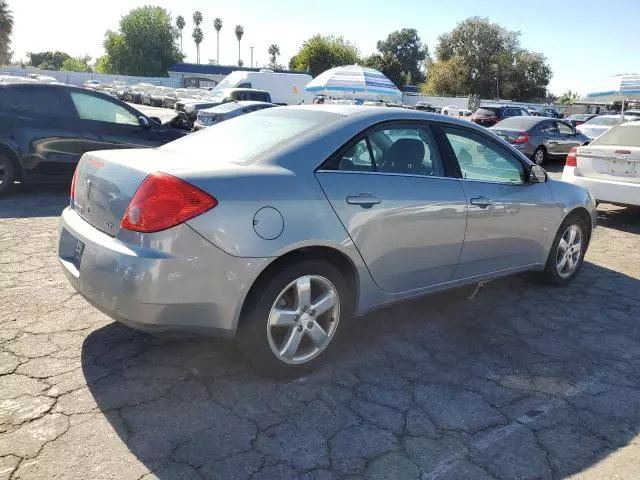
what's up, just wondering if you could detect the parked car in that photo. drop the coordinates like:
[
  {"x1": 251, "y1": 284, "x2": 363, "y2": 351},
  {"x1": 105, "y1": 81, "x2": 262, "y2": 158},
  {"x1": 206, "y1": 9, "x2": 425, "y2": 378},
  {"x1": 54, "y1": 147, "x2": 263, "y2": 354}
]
[
  {"x1": 177, "y1": 88, "x2": 272, "y2": 128},
  {"x1": 0, "y1": 83, "x2": 188, "y2": 195},
  {"x1": 470, "y1": 105, "x2": 530, "y2": 127},
  {"x1": 26, "y1": 74, "x2": 58, "y2": 83},
  {"x1": 57, "y1": 106, "x2": 596, "y2": 377},
  {"x1": 415, "y1": 102, "x2": 438, "y2": 112},
  {"x1": 562, "y1": 120, "x2": 640, "y2": 207},
  {"x1": 83, "y1": 80, "x2": 102, "y2": 90},
  {"x1": 565, "y1": 113, "x2": 599, "y2": 127},
  {"x1": 441, "y1": 105, "x2": 468, "y2": 116},
  {"x1": 193, "y1": 101, "x2": 276, "y2": 130},
  {"x1": 576, "y1": 114, "x2": 634, "y2": 140},
  {"x1": 125, "y1": 83, "x2": 154, "y2": 104},
  {"x1": 490, "y1": 116, "x2": 590, "y2": 165}
]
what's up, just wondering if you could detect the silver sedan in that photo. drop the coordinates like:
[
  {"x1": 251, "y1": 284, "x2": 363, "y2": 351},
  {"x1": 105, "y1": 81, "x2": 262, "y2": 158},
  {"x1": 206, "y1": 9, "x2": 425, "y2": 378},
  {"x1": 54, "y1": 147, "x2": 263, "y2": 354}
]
[{"x1": 57, "y1": 106, "x2": 597, "y2": 377}]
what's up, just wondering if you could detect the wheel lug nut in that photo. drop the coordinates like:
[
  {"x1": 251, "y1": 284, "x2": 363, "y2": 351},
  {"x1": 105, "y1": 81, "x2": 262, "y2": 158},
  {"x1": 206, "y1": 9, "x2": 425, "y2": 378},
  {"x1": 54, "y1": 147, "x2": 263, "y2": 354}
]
[
  {"x1": 307, "y1": 321, "x2": 313, "y2": 329},
  {"x1": 297, "y1": 325, "x2": 303, "y2": 332},
  {"x1": 310, "y1": 309, "x2": 316, "y2": 316},
  {"x1": 329, "y1": 317, "x2": 334, "y2": 323},
  {"x1": 294, "y1": 315, "x2": 299, "y2": 322}
]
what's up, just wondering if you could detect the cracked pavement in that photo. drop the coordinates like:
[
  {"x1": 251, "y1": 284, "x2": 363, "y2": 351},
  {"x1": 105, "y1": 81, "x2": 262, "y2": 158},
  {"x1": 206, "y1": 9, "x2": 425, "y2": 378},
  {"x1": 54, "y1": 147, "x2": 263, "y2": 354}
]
[{"x1": 1, "y1": 174, "x2": 640, "y2": 480}]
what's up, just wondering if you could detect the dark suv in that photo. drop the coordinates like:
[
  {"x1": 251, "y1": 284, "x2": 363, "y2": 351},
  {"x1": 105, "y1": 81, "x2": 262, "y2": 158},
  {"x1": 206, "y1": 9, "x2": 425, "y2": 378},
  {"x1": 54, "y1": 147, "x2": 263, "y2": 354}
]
[
  {"x1": 0, "y1": 83, "x2": 187, "y2": 195},
  {"x1": 470, "y1": 105, "x2": 530, "y2": 127}
]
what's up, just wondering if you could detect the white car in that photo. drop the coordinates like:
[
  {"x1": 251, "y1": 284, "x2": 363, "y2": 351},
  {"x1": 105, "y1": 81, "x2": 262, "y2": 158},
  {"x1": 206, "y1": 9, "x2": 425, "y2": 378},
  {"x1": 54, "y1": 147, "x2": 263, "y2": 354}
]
[
  {"x1": 575, "y1": 115, "x2": 633, "y2": 140},
  {"x1": 562, "y1": 120, "x2": 640, "y2": 207},
  {"x1": 441, "y1": 105, "x2": 471, "y2": 117},
  {"x1": 84, "y1": 80, "x2": 102, "y2": 90}
]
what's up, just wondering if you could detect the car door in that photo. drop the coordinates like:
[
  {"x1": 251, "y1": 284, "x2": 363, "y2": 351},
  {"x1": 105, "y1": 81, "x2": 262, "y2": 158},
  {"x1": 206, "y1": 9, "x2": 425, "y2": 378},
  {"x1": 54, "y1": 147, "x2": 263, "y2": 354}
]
[
  {"x1": 0, "y1": 85, "x2": 83, "y2": 178},
  {"x1": 315, "y1": 122, "x2": 468, "y2": 293},
  {"x1": 68, "y1": 90, "x2": 161, "y2": 153},
  {"x1": 556, "y1": 120, "x2": 581, "y2": 154},
  {"x1": 537, "y1": 120, "x2": 562, "y2": 156},
  {"x1": 440, "y1": 126, "x2": 558, "y2": 279}
]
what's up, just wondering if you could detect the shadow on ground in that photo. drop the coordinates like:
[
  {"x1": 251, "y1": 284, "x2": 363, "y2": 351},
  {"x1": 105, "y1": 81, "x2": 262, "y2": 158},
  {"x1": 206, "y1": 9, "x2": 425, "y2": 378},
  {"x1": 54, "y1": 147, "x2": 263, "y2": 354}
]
[
  {"x1": 596, "y1": 205, "x2": 640, "y2": 234},
  {"x1": 0, "y1": 184, "x2": 69, "y2": 219},
  {"x1": 82, "y1": 260, "x2": 640, "y2": 480}
]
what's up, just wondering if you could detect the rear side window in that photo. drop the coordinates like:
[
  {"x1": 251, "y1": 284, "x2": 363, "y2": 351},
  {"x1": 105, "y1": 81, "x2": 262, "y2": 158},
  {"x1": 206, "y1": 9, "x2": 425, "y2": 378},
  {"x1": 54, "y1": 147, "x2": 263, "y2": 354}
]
[{"x1": 0, "y1": 86, "x2": 65, "y2": 118}]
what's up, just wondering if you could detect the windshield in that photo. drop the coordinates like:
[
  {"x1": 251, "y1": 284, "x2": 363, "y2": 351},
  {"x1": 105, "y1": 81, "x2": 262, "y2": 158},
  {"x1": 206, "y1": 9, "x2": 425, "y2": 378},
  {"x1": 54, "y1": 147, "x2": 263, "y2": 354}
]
[
  {"x1": 590, "y1": 122, "x2": 640, "y2": 147},
  {"x1": 567, "y1": 114, "x2": 590, "y2": 120},
  {"x1": 161, "y1": 108, "x2": 341, "y2": 164},
  {"x1": 583, "y1": 116, "x2": 625, "y2": 127},
  {"x1": 214, "y1": 72, "x2": 245, "y2": 90}
]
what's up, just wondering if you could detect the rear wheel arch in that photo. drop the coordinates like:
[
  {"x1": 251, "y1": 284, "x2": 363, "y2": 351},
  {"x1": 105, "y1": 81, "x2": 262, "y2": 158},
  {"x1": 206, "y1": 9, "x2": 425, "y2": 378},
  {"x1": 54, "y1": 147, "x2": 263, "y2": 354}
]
[
  {"x1": 238, "y1": 245, "x2": 360, "y2": 328},
  {"x1": 0, "y1": 142, "x2": 23, "y2": 180}
]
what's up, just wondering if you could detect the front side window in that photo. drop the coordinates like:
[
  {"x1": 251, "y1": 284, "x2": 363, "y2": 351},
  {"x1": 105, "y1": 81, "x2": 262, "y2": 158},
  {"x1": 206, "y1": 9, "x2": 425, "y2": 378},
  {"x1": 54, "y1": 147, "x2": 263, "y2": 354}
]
[
  {"x1": 70, "y1": 92, "x2": 138, "y2": 125},
  {"x1": 444, "y1": 127, "x2": 525, "y2": 184}
]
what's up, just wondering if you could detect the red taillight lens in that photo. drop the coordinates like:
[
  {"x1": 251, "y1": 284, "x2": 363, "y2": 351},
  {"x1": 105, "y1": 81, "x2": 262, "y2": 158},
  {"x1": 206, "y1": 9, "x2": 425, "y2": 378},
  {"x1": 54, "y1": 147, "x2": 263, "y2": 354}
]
[
  {"x1": 70, "y1": 166, "x2": 79, "y2": 204},
  {"x1": 121, "y1": 172, "x2": 217, "y2": 233},
  {"x1": 514, "y1": 134, "x2": 530, "y2": 144},
  {"x1": 566, "y1": 147, "x2": 577, "y2": 167}
]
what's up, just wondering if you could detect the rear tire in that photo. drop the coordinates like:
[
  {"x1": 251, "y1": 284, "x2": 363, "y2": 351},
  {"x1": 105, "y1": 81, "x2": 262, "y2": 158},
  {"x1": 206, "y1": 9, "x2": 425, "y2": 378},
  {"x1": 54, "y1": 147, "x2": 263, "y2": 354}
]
[
  {"x1": 237, "y1": 259, "x2": 351, "y2": 378},
  {"x1": 0, "y1": 155, "x2": 16, "y2": 197},
  {"x1": 538, "y1": 214, "x2": 588, "y2": 286},
  {"x1": 533, "y1": 147, "x2": 546, "y2": 165}
]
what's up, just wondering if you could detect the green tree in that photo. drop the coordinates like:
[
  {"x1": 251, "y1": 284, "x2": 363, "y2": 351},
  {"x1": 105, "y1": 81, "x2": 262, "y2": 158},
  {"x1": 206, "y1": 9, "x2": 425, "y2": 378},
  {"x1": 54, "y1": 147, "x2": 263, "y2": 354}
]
[
  {"x1": 27, "y1": 51, "x2": 71, "y2": 70},
  {"x1": 176, "y1": 15, "x2": 185, "y2": 52},
  {"x1": 290, "y1": 35, "x2": 360, "y2": 77},
  {"x1": 375, "y1": 28, "x2": 429, "y2": 85},
  {"x1": 0, "y1": 0, "x2": 13, "y2": 65},
  {"x1": 95, "y1": 55, "x2": 112, "y2": 74},
  {"x1": 431, "y1": 17, "x2": 552, "y2": 101},
  {"x1": 268, "y1": 44, "x2": 280, "y2": 67},
  {"x1": 235, "y1": 25, "x2": 244, "y2": 66},
  {"x1": 213, "y1": 18, "x2": 222, "y2": 64},
  {"x1": 102, "y1": 6, "x2": 183, "y2": 76},
  {"x1": 61, "y1": 57, "x2": 90, "y2": 72},
  {"x1": 422, "y1": 57, "x2": 468, "y2": 96},
  {"x1": 558, "y1": 90, "x2": 581, "y2": 105},
  {"x1": 192, "y1": 26, "x2": 203, "y2": 64}
]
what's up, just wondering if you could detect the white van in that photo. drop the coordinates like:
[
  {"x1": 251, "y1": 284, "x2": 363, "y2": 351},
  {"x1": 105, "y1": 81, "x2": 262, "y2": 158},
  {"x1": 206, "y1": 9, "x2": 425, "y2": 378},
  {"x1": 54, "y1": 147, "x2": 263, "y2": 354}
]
[{"x1": 213, "y1": 70, "x2": 314, "y2": 105}]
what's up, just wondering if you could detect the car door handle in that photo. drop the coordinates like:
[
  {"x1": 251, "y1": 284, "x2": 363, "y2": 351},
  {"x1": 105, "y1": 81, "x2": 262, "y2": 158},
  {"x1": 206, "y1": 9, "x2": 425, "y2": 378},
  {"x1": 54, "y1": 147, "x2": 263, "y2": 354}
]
[
  {"x1": 346, "y1": 193, "x2": 381, "y2": 208},
  {"x1": 469, "y1": 196, "x2": 493, "y2": 208}
]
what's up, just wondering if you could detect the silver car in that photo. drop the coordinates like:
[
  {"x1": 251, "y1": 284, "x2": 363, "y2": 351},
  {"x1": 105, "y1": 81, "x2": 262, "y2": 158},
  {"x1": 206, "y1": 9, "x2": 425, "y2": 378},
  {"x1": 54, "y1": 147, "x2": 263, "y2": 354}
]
[{"x1": 57, "y1": 106, "x2": 597, "y2": 377}]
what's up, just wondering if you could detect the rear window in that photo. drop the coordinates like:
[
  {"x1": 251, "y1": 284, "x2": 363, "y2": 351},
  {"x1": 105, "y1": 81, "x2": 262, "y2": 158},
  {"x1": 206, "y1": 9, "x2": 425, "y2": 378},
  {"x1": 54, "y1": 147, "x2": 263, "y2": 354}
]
[
  {"x1": 584, "y1": 116, "x2": 625, "y2": 126},
  {"x1": 0, "y1": 86, "x2": 65, "y2": 117},
  {"x1": 567, "y1": 114, "x2": 590, "y2": 121},
  {"x1": 475, "y1": 107, "x2": 499, "y2": 117},
  {"x1": 590, "y1": 123, "x2": 640, "y2": 147},
  {"x1": 492, "y1": 116, "x2": 541, "y2": 130},
  {"x1": 161, "y1": 108, "x2": 341, "y2": 164}
]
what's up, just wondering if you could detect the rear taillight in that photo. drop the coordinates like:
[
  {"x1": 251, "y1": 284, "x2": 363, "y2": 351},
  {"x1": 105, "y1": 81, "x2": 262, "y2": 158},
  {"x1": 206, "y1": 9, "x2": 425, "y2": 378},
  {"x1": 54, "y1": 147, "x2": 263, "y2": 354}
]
[
  {"x1": 614, "y1": 150, "x2": 631, "y2": 155},
  {"x1": 566, "y1": 147, "x2": 577, "y2": 167},
  {"x1": 514, "y1": 134, "x2": 530, "y2": 144},
  {"x1": 121, "y1": 172, "x2": 217, "y2": 233},
  {"x1": 70, "y1": 166, "x2": 78, "y2": 204}
]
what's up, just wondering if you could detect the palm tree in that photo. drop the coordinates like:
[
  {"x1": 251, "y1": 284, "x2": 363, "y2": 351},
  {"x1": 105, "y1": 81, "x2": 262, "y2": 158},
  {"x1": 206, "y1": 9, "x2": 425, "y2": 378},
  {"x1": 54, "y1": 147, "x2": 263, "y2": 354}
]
[
  {"x1": 213, "y1": 18, "x2": 222, "y2": 65},
  {"x1": 234, "y1": 25, "x2": 244, "y2": 66},
  {"x1": 268, "y1": 44, "x2": 280, "y2": 67},
  {"x1": 176, "y1": 16, "x2": 185, "y2": 53},
  {"x1": 0, "y1": 0, "x2": 14, "y2": 66},
  {"x1": 192, "y1": 27, "x2": 203, "y2": 64},
  {"x1": 192, "y1": 10, "x2": 202, "y2": 27},
  {"x1": 558, "y1": 89, "x2": 580, "y2": 105}
]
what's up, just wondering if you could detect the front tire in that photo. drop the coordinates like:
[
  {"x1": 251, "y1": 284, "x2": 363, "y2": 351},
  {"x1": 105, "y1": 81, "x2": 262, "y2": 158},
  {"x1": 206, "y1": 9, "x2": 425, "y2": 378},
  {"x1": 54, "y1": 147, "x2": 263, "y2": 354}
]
[
  {"x1": 237, "y1": 259, "x2": 350, "y2": 378},
  {"x1": 0, "y1": 155, "x2": 16, "y2": 196},
  {"x1": 539, "y1": 215, "x2": 588, "y2": 286}
]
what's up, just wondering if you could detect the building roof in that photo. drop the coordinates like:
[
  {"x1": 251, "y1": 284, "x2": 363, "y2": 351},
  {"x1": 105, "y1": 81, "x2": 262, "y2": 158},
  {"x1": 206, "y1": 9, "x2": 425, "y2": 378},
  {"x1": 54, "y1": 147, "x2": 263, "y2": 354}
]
[{"x1": 169, "y1": 63, "x2": 307, "y2": 76}]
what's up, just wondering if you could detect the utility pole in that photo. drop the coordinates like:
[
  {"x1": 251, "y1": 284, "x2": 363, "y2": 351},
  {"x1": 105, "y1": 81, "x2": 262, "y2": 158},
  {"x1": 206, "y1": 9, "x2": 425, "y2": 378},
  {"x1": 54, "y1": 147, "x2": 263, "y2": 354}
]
[{"x1": 250, "y1": 47, "x2": 254, "y2": 68}]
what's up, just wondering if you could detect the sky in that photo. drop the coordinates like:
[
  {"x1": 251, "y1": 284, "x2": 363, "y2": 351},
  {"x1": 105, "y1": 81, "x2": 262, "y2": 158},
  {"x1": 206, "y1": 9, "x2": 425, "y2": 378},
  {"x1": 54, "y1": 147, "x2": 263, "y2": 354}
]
[{"x1": 9, "y1": 0, "x2": 640, "y2": 95}]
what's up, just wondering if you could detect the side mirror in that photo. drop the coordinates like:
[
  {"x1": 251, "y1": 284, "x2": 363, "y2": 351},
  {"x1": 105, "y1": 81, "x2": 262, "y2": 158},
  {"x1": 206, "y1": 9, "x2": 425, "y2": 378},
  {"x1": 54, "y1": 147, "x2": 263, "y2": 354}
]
[
  {"x1": 529, "y1": 164, "x2": 547, "y2": 183},
  {"x1": 138, "y1": 116, "x2": 150, "y2": 129},
  {"x1": 149, "y1": 116, "x2": 162, "y2": 125}
]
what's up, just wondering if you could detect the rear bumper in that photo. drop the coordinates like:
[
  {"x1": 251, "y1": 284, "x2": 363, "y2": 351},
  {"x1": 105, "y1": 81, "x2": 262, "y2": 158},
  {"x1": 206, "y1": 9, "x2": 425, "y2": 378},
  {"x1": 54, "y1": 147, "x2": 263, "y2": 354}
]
[
  {"x1": 562, "y1": 167, "x2": 640, "y2": 207},
  {"x1": 57, "y1": 207, "x2": 270, "y2": 336}
]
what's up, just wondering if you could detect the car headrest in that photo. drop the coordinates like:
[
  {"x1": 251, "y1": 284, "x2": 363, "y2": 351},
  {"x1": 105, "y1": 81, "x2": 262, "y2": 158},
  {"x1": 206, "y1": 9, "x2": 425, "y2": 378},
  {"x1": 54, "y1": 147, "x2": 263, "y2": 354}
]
[{"x1": 381, "y1": 138, "x2": 425, "y2": 173}]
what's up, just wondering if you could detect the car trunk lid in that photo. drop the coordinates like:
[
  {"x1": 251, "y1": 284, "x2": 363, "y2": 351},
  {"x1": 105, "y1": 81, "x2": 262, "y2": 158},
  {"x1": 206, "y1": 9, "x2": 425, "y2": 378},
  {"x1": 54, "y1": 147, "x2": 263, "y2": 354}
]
[
  {"x1": 490, "y1": 128, "x2": 524, "y2": 143},
  {"x1": 575, "y1": 145, "x2": 640, "y2": 183}
]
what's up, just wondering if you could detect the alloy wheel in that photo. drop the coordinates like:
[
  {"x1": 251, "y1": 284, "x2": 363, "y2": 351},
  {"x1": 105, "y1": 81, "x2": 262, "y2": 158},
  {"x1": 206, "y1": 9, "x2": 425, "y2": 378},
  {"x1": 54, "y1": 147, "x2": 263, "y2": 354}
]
[
  {"x1": 556, "y1": 224, "x2": 583, "y2": 278},
  {"x1": 534, "y1": 149, "x2": 545, "y2": 165},
  {"x1": 0, "y1": 158, "x2": 8, "y2": 187},
  {"x1": 266, "y1": 275, "x2": 340, "y2": 364}
]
